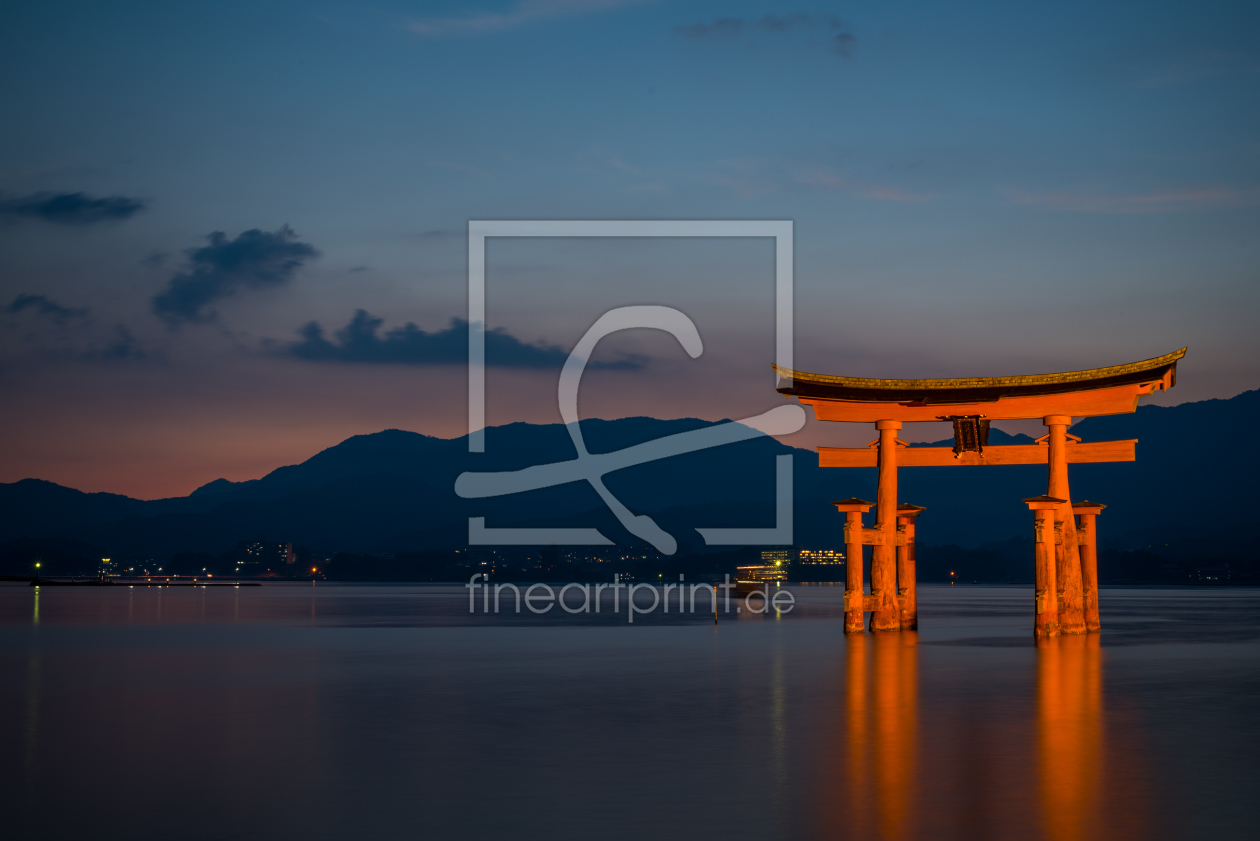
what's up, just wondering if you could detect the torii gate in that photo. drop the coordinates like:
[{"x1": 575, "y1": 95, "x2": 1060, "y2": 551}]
[{"x1": 773, "y1": 348, "x2": 1185, "y2": 638}]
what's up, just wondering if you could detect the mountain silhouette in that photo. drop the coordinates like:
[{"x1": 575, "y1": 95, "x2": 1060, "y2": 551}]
[{"x1": 2, "y1": 391, "x2": 1257, "y2": 563}]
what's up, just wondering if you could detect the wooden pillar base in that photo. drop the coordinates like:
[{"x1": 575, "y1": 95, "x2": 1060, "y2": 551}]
[
  {"x1": 1034, "y1": 611, "x2": 1061, "y2": 640},
  {"x1": 898, "y1": 591, "x2": 918, "y2": 631},
  {"x1": 844, "y1": 593, "x2": 865, "y2": 634},
  {"x1": 869, "y1": 600, "x2": 901, "y2": 632},
  {"x1": 1055, "y1": 572, "x2": 1088, "y2": 634},
  {"x1": 1057, "y1": 616, "x2": 1086, "y2": 634},
  {"x1": 1083, "y1": 595, "x2": 1100, "y2": 633}
]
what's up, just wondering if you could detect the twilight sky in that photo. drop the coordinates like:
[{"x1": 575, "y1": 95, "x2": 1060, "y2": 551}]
[{"x1": 1, "y1": 0, "x2": 1258, "y2": 499}]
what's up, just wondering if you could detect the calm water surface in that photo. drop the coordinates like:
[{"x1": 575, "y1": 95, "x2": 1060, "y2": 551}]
[{"x1": 1, "y1": 583, "x2": 1257, "y2": 840}]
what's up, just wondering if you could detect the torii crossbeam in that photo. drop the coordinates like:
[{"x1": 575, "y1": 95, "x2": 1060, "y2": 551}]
[{"x1": 774, "y1": 348, "x2": 1185, "y2": 637}]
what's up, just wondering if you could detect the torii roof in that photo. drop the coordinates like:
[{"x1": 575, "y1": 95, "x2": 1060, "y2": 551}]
[
  {"x1": 774, "y1": 348, "x2": 1185, "y2": 423},
  {"x1": 774, "y1": 348, "x2": 1184, "y2": 404}
]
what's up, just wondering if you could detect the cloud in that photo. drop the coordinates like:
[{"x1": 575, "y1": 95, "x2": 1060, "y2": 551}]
[
  {"x1": 0, "y1": 191, "x2": 145, "y2": 225},
  {"x1": 7, "y1": 293, "x2": 89, "y2": 322},
  {"x1": 91, "y1": 325, "x2": 147, "y2": 361},
  {"x1": 285, "y1": 309, "x2": 647, "y2": 370},
  {"x1": 675, "y1": 13, "x2": 855, "y2": 58},
  {"x1": 1008, "y1": 185, "x2": 1260, "y2": 214},
  {"x1": 6, "y1": 302, "x2": 148, "y2": 361},
  {"x1": 410, "y1": 0, "x2": 648, "y2": 37},
  {"x1": 826, "y1": 31, "x2": 856, "y2": 59},
  {"x1": 152, "y1": 226, "x2": 319, "y2": 325},
  {"x1": 675, "y1": 18, "x2": 744, "y2": 39}
]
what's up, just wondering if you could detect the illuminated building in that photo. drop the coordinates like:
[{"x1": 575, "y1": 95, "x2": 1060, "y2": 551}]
[
  {"x1": 798, "y1": 549, "x2": 844, "y2": 565},
  {"x1": 760, "y1": 548, "x2": 796, "y2": 565},
  {"x1": 236, "y1": 539, "x2": 293, "y2": 575}
]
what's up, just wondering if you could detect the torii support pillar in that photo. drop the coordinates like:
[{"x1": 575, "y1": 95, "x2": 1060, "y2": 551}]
[
  {"x1": 1074, "y1": 501, "x2": 1106, "y2": 633},
  {"x1": 834, "y1": 498, "x2": 874, "y2": 634},
  {"x1": 871, "y1": 420, "x2": 902, "y2": 632},
  {"x1": 1025, "y1": 496, "x2": 1064, "y2": 639},
  {"x1": 1044, "y1": 416, "x2": 1087, "y2": 635},
  {"x1": 897, "y1": 504, "x2": 925, "y2": 631}
]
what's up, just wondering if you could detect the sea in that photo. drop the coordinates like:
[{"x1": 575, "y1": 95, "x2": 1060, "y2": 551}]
[{"x1": 1, "y1": 582, "x2": 1257, "y2": 840}]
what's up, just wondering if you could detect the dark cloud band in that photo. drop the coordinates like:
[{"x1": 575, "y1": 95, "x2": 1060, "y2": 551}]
[
  {"x1": 7, "y1": 293, "x2": 89, "y2": 321},
  {"x1": 0, "y1": 192, "x2": 145, "y2": 224},
  {"x1": 286, "y1": 310, "x2": 647, "y2": 370}
]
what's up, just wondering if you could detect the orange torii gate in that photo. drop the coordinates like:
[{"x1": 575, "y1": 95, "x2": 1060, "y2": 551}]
[{"x1": 773, "y1": 348, "x2": 1185, "y2": 637}]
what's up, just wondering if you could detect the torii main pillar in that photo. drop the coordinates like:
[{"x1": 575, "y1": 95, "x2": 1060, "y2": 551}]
[
  {"x1": 871, "y1": 420, "x2": 902, "y2": 632},
  {"x1": 1044, "y1": 415, "x2": 1087, "y2": 635}
]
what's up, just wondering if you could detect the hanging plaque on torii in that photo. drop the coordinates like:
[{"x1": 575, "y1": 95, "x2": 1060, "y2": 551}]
[{"x1": 773, "y1": 347, "x2": 1185, "y2": 638}]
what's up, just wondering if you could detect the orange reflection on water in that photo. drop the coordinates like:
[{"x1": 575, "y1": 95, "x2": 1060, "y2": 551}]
[
  {"x1": 1036, "y1": 633, "x2": 1154, "y2": 841},
  {"x1": 843, "y1": 632, "x2": 918, "y2": 841},
  {"x1": 1038, "y1": 634, "x2": 1103, "y2": 841},
  {"x1": 814, "y1": 628, "x2": 1155, "y2": 841}
]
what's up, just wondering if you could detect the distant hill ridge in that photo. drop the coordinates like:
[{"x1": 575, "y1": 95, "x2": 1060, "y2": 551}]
[{"x1": 1, "y1": 391, "x2": 1257, "y2": 557}]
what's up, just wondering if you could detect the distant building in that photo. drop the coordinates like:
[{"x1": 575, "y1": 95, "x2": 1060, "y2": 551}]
[
  {"x1": 797, "y1": 549, "x2": 844, "y2": 565},
  {"x1": 760, "y1": 549, "x2": 797, "y2": 565},
  {"x1": 1195, "y1": 564, "x2": 1231, "y2": 582},
  {"x1": 236, "y1": 540, "x2": 292, "y2": 574}
]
